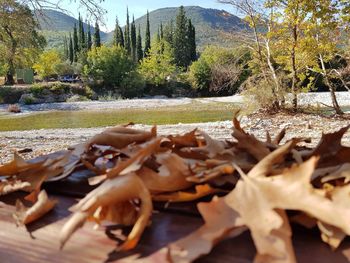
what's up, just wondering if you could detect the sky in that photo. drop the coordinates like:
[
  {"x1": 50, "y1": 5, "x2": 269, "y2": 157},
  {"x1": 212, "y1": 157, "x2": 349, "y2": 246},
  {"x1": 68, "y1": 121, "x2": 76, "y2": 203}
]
[{"x1": 61, "y1": 0, "x2": 237, "y2": 32}]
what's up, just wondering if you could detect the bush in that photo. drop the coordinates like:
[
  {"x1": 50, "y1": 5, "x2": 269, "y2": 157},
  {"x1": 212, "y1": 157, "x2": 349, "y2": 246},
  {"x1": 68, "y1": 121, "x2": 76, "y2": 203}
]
[
  {"x1": 0, "y1": 87, "x2": 26, "y2": 104},
  {"x1": 241, "y1": 74, "x2": 287, "y2": 111},
  {"x1": 188, "y1": 45, "x2": 251, "y2": 96},
  {"x1": 120, "y1": 71, "x2": 145, "y2": 98},
  {"x1": 84, "y1": 46, "x2": 134, "y2": 89},
  {"x1": 33, "y1": 50, "x2": 62, "y2": 80}
]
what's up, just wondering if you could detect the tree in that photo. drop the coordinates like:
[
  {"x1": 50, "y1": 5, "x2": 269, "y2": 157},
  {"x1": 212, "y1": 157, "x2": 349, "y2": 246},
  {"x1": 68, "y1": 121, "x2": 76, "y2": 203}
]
[
  {"x1": 163, "y1": 20, "x2": 174, "y2": 46},
  {"x1": 87, "y1": 24, "x2": 92, "y2": 50},
  {"x1": 137, "y1": 26, "x2": 143, "y2": 61},
  {"x1": 73, "y1": 23, "x2": 79, "y2": 61},
  {"x1": 0, "y1": 0, "x2": 45, "y2": 84},
  {"x1": 94, "y1": 21, "x2": 101, "y2": 47},
  {"x1": 139, "y1": 39, "x2": 177, "y2": 86},
  {"x1": 187, "y1": 19, "x2": 197, "y2": 61},
  {"x1": 131, "y1": 16, "x2": 137, "y2": 61},
  {"x1": 304, "y1": 0, "x2": 343, "y2": 114},
  {"x1": 144, "y1": 10, "x2": 151, "y2": 57},
  {"x1": 84, "y1": 45, "x2": 134, "y2": 88},
  {"x1": 69, "y1": 33, "x2": 74, "y2": 63},
  {"x1": 33, "y1": 50, "x2": 62, "y2": 80},
  {"x1": 114, "y1": 17, "x2": 124, "y2": 47},
  {"x1": 173, "y1": 6, "x2": 191, "y2": 69},
  {"x1": 160, "y1": 22, "x2": 164, "y2": 39},
  {"x1": 63, "y1": 35, "x2": 69, "y2": 60},
  {"x1": 78, "y1": 13, "x2": 86, "y2": 50},
  {"x1": 124, "y1": 7, "x2": 131, "y2": 54},
  {"x1": 266, "y1": 0, "x2": 311, "y2": 111}
]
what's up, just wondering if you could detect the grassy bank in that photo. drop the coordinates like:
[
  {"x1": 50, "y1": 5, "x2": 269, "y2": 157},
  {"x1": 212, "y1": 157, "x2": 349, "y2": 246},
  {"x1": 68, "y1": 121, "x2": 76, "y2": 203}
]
[{"x1": 0, "y1": 102, "x2": 239, "y2": 131}]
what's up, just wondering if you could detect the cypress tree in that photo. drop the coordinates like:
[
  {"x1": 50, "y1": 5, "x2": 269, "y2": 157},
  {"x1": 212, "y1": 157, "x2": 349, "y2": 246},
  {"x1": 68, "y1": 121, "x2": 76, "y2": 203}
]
[
  {"x1": 124, "y1": 7, "x2": 131, "y2": 54},
  {"x1": 136, "y1": 25, "x2": 143, "y2": 61},
  {"x1": 69, "y1": 33, "x2": 74, "y2": 63},
  {"x1": 160, "y1": 22, "x2": 164, "y2": 39},
  {"x1": 63, "y1": 35, "x2": 68, "y2": 60},
  {"x1": 114, "y1": 16, "x2": 124, "y2": 47},
  {"x1": 164, "y1": 19, "x2": 174, "y2": 46},
  {"x1": 73, "y1": 24, "x2": 79, "y2": 61},
  {"x1": 144, "y1": 10, "x2": 151, "y2": 57},
  {"x1": 94, "y1": 21, "x2": 101, "y2": 47},
  {"x1": 131, "y1": 16, "x2": 137, "y2": 61},
  {"x1": 187, "y1": 19, "x2": 197, "y2": 62},
  {"x1": 174, "y1": 6, "x2": 190, "y2": 69},
  {"x1": 87, "y1": 24, "x2": 92, "y2": 50},
  {"x1": 78, "y1": 13, "x2": 85, "y2": 50}
]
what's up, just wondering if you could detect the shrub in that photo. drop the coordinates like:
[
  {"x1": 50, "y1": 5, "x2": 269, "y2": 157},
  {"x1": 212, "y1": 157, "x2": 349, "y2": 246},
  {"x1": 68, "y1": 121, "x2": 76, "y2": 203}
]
[
  {"x1": 120, "y1": 71, "x2": 145, "y2": 98},
  {"x1": 33, "y1": 50, "x2": 62, "y2": 80},
  {"x1": 188, "y1": 45, "x2": 251, "y2": 96},
  {"x1": 84, "y1": 45, "x2": 134, "y2": 89},
  {"x1": 0, "y1": 87, "x2": 25, "y2": 104}
]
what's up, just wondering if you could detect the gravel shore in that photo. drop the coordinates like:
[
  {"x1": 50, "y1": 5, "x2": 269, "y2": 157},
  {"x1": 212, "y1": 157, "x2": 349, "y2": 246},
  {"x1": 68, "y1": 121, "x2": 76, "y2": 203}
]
[{"x1": 1, "y1": 111, "x2": 350, "y2": 164}]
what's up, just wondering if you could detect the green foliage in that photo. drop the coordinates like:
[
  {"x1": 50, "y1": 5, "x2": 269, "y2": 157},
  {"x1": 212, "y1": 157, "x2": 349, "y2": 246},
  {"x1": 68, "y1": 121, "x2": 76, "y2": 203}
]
[
  {"x1": 189, "y1": 46, "x2": 250, "y2": 95},
  {"x1": 0, "y1": 87, "x2": 25, "y2": 104},
  {"x1": 144, "y1": 10, "x2": 151, "y2": 56},
  {"x1": 0, "y1": 0, "x2": 46, "y2": 83},
  {"x1": 137, "y1": 26, "x2": 143, "y2": 61},
  {"x1": 94, "y1": 21, "x2": 101, "y2": 48},
  {"x1": 124, "y1": 8, "x2": 131, "y2": 55},
  {"x1": 131, "y1": 16, "x2": 137, "y2": 61},
  {"x1": 120, "y1": 70, "x2": 145, "y2": 98},
  {"x1": 114, "y1": 17, "x2": 124, "y2": 47},
  {"x1": 139, "y1": 39, "x2": 177, "y2": 86},
  {"x1": 33, "y1": 50, "x2": 62, "y2": 79},
  {"x1": 84, "y1": 45, "x2": 135, "y2": 89},
  {"x1": 174, "y1": 6, "x2": 191, "y2": 69},
  {"x1": 54, "y1": 61, "x2": 75, "y2": 76}
]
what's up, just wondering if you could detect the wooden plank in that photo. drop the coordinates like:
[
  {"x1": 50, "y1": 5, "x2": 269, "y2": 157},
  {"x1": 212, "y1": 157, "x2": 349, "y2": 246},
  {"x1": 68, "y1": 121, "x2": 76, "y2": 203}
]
[{"x1": 1, "y1": 193, "x2": 350, "y2": 262}]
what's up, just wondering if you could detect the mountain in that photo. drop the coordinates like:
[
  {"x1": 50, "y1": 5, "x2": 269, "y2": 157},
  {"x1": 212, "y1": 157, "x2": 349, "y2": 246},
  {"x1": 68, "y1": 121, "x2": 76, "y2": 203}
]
[
  {"x1": 35, "y1": 10, "x2": 108, "y2": 49},
  {"x1": 37, "y1": 6, "x2": 248, "y2": 50},
  {"x1": 107, "y1": 6, "x2": 249, "y2": 49}
]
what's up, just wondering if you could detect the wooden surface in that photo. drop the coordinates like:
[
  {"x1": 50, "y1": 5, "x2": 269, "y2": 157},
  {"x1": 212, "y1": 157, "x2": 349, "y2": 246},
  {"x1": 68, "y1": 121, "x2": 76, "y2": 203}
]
[{"x1": 1, "y1": 192, "x2": 350, "y2": 263}]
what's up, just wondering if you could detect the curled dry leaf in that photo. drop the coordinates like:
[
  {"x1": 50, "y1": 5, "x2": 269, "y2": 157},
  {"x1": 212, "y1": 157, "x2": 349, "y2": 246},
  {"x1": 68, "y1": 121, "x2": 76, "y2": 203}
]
[
  {"x1": 60, "y1": 173, "x2": 152, "y2": 251},
  {"x1": 86, "y1": 126, "x2": 157, "y2": 150},
  {"x1": 14, "y1": 190, "x2": 57, "y2": 225},
  {"x1": 152, "y1": 184, "x2": 225, "y2": 202}
]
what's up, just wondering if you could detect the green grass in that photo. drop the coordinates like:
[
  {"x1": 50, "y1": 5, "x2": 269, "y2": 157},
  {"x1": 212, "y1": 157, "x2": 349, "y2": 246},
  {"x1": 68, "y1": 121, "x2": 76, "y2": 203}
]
[{"x1": 0, "y1": 102, "x2": 240, "y2": 131}]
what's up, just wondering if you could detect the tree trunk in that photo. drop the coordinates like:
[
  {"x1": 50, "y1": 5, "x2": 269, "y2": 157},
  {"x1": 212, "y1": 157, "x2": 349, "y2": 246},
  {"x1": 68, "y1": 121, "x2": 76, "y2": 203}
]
[
  {"x1": 320, "y1": 54, "x2": 343, "y2": 115},
  {"x1": 291, "y1": 25, "x2": 298, "y2": 112}
]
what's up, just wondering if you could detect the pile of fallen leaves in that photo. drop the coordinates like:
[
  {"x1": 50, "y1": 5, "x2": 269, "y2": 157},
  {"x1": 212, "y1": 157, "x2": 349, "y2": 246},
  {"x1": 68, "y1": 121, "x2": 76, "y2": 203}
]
[{"x1": 1, "y1": 116, "x2": 350, "y2": 263}]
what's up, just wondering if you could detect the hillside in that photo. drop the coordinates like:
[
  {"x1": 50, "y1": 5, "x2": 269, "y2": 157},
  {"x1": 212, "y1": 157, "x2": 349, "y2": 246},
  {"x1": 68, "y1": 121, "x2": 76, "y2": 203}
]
[
  {"x1": 36, "y1": 10, "x2": 108, "y2": 49},
  {"x1": 37, "y1": 7, "x2": 248, "y2": 50},
  {"x1": 107, "y1": 6, "x2": 248, "y2": 48}
]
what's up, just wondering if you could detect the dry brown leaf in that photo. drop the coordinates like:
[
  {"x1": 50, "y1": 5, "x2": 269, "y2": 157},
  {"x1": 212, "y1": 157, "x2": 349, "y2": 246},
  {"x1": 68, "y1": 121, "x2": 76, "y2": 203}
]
[
  {"x1": 14, "y1": 190, "x2": 57, "y2": 225},
  {"x1": 60, "y1": 173, "x2": 152, "y2": 251},
  {"x1": 152, "y1": 184, "x2": 225, "y2": 202},
  {"x1": 86, "y1": 126, "x2": 157, "y2": 150}
]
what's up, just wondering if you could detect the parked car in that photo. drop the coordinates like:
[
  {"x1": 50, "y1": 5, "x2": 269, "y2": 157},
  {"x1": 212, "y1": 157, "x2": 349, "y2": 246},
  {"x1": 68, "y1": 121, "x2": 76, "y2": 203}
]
[{"x1": 59, "y1": 74, "x2": 82, "y2": 83}]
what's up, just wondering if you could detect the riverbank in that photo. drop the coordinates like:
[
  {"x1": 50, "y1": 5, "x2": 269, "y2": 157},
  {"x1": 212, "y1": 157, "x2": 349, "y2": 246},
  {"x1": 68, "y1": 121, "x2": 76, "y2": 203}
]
[{"x1": 1, "y1": 111, "x2": 350, "y2": 164}]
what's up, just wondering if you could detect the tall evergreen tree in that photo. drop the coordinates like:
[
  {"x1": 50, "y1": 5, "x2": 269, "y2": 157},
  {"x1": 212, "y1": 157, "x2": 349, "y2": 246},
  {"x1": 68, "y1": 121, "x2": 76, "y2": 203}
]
[
  {"x1": 174, "y1": 6, "x2": 191, "y2": 69},
  {"x1": 137, "y1": 25, "x2": 143, "y2": 62},
  {"x1": 63, "y1": 35, "x2": 69, "y2": 60},
  {"x1": 73, "y1": 24, "x2": 79, "y2": 61},
  {"x1": 131, "y1": 16, "x2": 137, "y2": 61},
  {"x1": 160, "y1": 22, "x2": 164, "y2": 39},
  {"x1": 69, "y1": 33, "x2": 74, "y2": 63},
  {"x1": 78, "y1": 13, "x2": 85, "y2": 50},
  {"x1": 164, "y1": 20, "x2": 174, "y2": 46},
  {"x1": 94, "y1": 21, "x2": 101, "y2": 47},
  {"x1": 187, "y1": 19, "x2": 196, "y2": 62},
  {"x1": 144, "y1": 10, "x2": 151, "y2": 57},
  {"x1": 124, "y1": 7, "x2": 131, "y2": 54},
  {"x1": 114, "y1": 16, "x2": 124, "y2": 47},
  {"x1": 87, "y1": 24, "x2": 92, "y2": 50}
]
